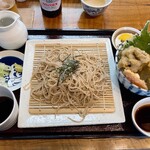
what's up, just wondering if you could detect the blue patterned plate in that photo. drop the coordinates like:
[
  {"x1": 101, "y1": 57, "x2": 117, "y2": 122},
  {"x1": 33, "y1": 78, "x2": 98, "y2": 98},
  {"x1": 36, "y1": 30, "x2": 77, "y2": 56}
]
[{"x1": 0, "y1": 50, "x2": 24, "y2": 91}]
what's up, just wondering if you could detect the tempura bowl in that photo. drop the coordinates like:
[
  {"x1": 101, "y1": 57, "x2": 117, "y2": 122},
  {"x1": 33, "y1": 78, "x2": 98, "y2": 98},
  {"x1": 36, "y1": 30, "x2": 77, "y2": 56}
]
[{"x1": 115, "y1": 49, "x2": 150, "y2": 96}]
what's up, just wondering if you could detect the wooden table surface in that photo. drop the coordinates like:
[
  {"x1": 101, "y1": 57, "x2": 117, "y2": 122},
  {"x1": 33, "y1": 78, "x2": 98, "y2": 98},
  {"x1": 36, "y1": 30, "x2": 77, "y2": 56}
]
[
  {"x1": 1, "y1": 0, "x2": 150, "y2": 149},
  {"x1": 17, "y1": 0, "x2": 150, "y2": 30}
]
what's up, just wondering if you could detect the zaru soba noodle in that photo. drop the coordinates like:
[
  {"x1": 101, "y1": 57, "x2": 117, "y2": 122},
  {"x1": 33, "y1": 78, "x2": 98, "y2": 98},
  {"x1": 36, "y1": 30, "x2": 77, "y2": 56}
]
[{"x1": 28, "y1": 44, "x2": 108, "y2": 122}]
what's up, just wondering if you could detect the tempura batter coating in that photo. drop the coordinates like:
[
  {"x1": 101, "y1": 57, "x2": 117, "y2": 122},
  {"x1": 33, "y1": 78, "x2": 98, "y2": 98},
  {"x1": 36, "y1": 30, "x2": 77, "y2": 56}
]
[
  {"x1": 118, "y1": 46, "x2": 150, "y2": 73},
  {"x1": 124, "y1": 69, "x2": 148, "y2": 90}
]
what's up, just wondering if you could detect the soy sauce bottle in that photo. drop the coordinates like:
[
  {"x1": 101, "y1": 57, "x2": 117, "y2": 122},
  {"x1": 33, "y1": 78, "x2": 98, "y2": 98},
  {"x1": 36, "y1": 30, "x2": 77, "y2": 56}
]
[{"x1": 40, "y1": 0, "x2": 62, "y2": 18}]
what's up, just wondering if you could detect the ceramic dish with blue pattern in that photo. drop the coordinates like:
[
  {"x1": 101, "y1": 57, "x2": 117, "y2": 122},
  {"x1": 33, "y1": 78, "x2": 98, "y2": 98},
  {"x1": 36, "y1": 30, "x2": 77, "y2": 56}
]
[
  {"x1": 0, "y1": 50, "x2": 24, "y2": 91},
  {"x1": 115, "y1": 21, "x2": 150, "y2": 96}
]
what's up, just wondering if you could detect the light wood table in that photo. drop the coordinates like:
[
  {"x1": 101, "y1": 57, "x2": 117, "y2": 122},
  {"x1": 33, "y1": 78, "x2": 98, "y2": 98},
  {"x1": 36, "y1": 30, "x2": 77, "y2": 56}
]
[
  {"x1": 17, "y1": 0, "x2": 150, "y2": 30},
  {"x1": 1, "y1": 0, "x2": 150, "y2": 149}
]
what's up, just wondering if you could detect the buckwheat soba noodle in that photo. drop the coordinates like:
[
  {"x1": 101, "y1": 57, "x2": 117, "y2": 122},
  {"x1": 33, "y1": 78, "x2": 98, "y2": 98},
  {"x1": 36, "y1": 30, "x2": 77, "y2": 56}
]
[{"x1": 27, "y1": 44, "x2": 108, "y2": 122}]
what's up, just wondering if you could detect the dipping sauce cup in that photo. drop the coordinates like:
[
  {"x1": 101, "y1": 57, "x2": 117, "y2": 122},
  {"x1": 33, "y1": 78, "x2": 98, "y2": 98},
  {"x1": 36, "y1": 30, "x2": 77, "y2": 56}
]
[
  {"x1": 0, "y1": 85, "x2": 18, "y2": 131},
  {"x1": 132, "y1": 97, "x2": 150, "y2": 137}
]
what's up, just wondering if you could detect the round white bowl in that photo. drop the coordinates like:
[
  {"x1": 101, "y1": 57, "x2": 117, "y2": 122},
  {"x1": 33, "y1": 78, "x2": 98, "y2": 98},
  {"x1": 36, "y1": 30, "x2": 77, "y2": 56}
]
[
  {"x1": 115, "y1": 49, "x2": 150, "y2": 96},
  {"x1": 0, "y1": 85, "x2": 18, "y2": 131},
  {"x1": 132, "y1": 97, "x2": 150, "y2": 137},
  {"x1": 112, "y1": 27, "x2": 140, "y2": 50},
  {"x1": 81, "y1": 0, "x2": 112, "y2": 17}
]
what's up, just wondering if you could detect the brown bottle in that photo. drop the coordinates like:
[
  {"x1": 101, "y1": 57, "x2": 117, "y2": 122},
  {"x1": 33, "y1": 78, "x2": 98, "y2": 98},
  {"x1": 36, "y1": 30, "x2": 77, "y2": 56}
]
[{"x1": 40, "y1": 0, "x2": 62, "y2": 18}]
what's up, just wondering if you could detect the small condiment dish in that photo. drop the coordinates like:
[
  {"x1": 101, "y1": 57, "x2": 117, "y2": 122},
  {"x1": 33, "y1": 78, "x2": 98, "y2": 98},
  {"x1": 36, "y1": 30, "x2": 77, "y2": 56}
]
[
  {"x1": 132, "y1": 97, "x2": 150, "y2": 137},
  {"x1": 80, "y1": 0, "x2": 112, "y2": 17},
  {"x1": 0, "y1": 85, "x2": 18, "y2": 131},
  {"x1": 0, "y1": 50, "x2": 24, "y2": 91},
  {"x1": 112, "y1": 27, "x2": 140, "y2": 50}
]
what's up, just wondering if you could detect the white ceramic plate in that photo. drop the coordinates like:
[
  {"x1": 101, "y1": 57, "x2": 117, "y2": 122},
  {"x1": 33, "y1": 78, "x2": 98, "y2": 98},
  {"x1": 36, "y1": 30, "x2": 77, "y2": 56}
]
[
  {"x1": 18, "y1": 38, "x2": 125, "y2": 128},
  {"x1": 0, "y1": 50, "x2": 24, "y2": 91}
]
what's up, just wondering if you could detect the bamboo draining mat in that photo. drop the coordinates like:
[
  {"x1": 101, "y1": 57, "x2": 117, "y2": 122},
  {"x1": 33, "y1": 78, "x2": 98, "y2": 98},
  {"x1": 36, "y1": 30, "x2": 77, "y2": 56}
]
[{"x1": 29, "y1": 42, "x2": 115, "y2": 115}]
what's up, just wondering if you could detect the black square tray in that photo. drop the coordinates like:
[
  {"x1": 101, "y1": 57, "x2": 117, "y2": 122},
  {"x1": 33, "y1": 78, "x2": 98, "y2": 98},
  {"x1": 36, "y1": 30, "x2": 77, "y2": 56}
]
[{"x1": 0, "y1": 29, "x2": 146, "y2": 139}]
